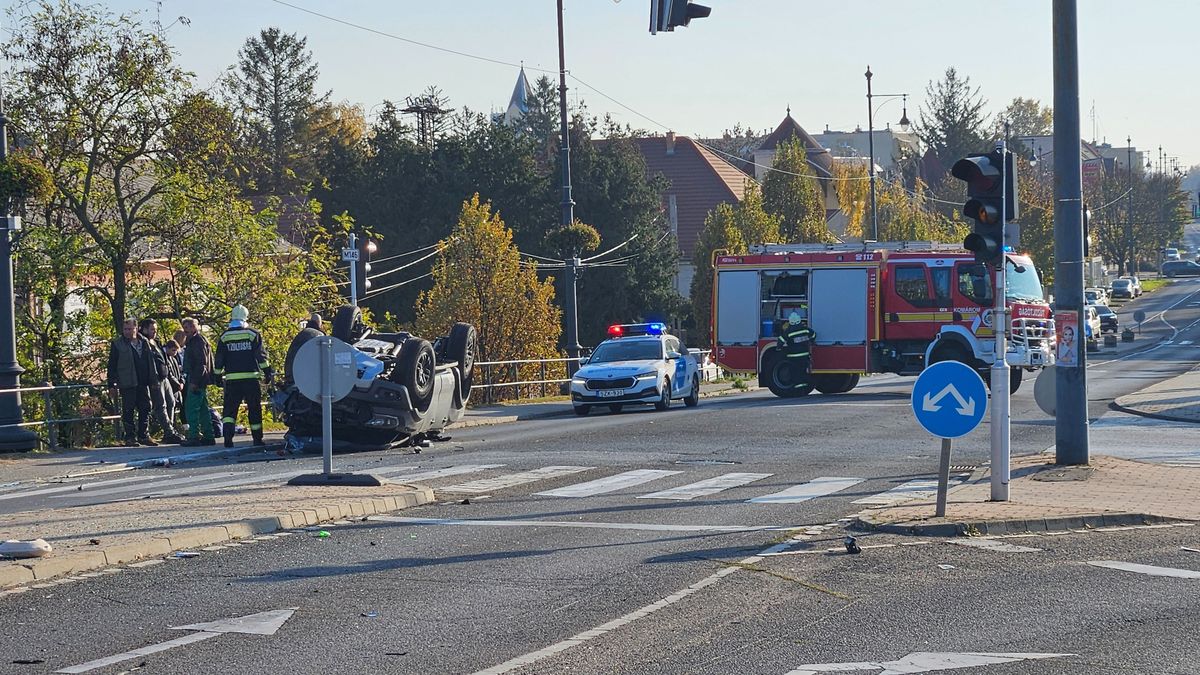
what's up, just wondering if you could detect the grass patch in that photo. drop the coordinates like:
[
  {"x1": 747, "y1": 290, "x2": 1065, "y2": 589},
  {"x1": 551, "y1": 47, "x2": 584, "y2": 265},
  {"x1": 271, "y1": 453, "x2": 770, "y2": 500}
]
[{"x1": 1140, "y1": 278, "x2": 1169, "y2": 293}]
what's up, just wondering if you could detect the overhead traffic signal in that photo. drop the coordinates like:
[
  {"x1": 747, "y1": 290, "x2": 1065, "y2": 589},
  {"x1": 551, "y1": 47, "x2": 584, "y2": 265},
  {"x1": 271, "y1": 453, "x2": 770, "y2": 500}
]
[
  {"x1": 951, "y1": 150, "x2": 1018, "y2": 266},
  {"x1": 355, "y1": 238, "x2": 377, "y2": 300},
  {"x1": 650, "y1": 0, "x2": 711, "y2": 34}
]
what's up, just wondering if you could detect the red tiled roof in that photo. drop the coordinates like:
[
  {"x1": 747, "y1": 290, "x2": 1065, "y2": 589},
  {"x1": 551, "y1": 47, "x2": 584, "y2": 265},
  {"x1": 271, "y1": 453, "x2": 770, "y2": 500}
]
[{"x1": 630, "y1": 135, "x2": 751, "y2": 258}]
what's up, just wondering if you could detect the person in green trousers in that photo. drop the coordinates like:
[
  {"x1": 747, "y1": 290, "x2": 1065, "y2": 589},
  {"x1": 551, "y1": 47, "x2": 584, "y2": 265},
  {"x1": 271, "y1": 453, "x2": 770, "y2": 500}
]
[{"x1": 180, "y1": 317, "x2": 216, "y2": 446}]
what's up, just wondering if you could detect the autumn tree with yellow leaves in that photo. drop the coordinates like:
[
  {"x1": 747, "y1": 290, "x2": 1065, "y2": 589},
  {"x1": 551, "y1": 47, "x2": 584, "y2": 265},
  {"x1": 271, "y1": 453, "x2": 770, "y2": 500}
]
[{"x1": 415, "y1": 195, "x2": 561, "y2": 365}]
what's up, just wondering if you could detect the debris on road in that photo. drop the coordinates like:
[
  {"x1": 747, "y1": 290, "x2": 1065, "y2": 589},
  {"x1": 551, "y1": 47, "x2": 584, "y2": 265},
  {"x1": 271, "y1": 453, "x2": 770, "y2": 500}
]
[
  {"x1": 361, "y1": 611, "x2": 379, "y2": 618},
  {"x1": 938, "y1": 564, "x2": 957, "y2": 570},
  {"x1": 313, "y1": 530, "x2": 331, "y2": 538},
  {"x1": 0, "y1": 539, "x2": 52, "y2": 558},
  {"x1": 173, "y1": 551, "x2": 200, "y2": 558},
  {"x1": 843, "y1": 536, "x2": 861, "y2": 554},
  {"x1": 1183, "y1": 547, "x2": 1200, "y2": 553}
]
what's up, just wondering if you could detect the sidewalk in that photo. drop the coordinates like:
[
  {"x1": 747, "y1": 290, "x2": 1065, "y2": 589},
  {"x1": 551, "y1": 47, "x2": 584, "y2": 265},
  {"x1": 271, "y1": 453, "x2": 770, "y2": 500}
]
[
  {"x1": 1113, "y1": 365, "x2": 1200, "y2": 423},
  {"x1": 855, "y1": 453, "x2": 1200, "y2": 536}
]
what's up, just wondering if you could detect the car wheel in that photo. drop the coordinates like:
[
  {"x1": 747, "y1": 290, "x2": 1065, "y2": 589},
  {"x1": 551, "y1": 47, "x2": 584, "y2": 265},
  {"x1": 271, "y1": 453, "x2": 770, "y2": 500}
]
[
  {"x1": 573, "y1": 405, "x2": 591, "y2": 416},
  {"x1": 654, "y1": 379, "x2": 671, "y2": 411},
  {"x1": 395, "y1": 337, "x2": 436, "y2": 412},
  {"x1": 331, "y1": 305, "x2": 364, "y2": 343},
  {"x1": 446, "y1": 323, "x2": 477, "y2": 403},
  {"x1": 684, "y1": 378, "x2": 699, "y2": 407},
  {"x1": 283, "y1": 327, "x2": 322, "y2": 385},
  {"x1": 608, "y1": 404, "x2": 623, "y2": 414}
]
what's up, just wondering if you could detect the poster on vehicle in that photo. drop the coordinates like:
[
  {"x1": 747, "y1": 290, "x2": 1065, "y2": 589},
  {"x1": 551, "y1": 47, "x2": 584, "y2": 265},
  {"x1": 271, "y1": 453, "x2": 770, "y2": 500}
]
[{"x1": 1056, "y1": 309, "x2": 1079, "y2": 367}]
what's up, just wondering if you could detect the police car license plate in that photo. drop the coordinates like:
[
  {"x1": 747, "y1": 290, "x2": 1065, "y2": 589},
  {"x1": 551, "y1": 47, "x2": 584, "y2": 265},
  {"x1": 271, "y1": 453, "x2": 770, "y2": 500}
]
[{"x1": 597, "y1": 389, "x2": 625, "y2": 398}]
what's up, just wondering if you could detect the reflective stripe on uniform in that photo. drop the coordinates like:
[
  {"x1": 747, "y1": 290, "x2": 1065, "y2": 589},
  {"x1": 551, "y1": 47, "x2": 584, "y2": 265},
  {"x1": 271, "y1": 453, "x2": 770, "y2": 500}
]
[
  {"x1": 220, "y1": 330, "x2": 256, "y2": 343},
  {"x1": 224, "y1": 372, "x2": 261, "y2": 381},
  {"x1": 249, "y1": 423, "x2": 262, "y2": 431}
]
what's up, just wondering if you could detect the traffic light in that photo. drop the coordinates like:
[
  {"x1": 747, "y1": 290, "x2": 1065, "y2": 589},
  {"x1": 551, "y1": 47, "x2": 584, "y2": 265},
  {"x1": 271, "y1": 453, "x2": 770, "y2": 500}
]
[
  {"x1": 951, "y1": 150, "x2": 1018, "y2": 265},
  {"x1": 650, "y1": 0, "x2": 711, "y2": 34},
  {"x1": 355, "y1": 239, "x2": 377, "y2": 300}
]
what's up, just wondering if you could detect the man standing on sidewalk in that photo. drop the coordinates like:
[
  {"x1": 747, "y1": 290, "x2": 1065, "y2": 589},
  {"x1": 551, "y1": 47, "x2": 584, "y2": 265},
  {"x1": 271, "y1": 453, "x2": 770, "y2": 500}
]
[
  {"x1": 138, "y1": 319, "x2": 185, "y2": 444},
  {"x1": 180, "y1": 317, "x2": 216, "y2": 446},
  {"x1": 214, "y1": 305, "x2": 273, "y2": 448},
  {"x1": 106, "y1": 318, "x2": 156, "y2": 447}
]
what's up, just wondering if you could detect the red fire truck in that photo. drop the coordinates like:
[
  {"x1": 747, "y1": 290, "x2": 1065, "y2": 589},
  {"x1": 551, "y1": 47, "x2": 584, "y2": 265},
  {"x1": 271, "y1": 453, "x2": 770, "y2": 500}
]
[{"x1": 710, "y1": 242, "x2": 1054, "y2": 397}]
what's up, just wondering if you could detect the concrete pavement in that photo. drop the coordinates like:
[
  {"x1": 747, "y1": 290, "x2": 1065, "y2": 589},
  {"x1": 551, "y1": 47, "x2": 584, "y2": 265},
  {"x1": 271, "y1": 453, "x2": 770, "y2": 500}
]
[{"x1": 1114, "y1": 364, "x2": 1200, "y2": 423}]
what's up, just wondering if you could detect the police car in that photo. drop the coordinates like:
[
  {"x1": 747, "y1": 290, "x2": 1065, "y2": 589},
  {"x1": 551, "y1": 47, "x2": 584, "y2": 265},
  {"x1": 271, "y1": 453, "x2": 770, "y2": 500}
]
[{"x1": 570, "y1": 323, "x2": 700, "y2": 416}]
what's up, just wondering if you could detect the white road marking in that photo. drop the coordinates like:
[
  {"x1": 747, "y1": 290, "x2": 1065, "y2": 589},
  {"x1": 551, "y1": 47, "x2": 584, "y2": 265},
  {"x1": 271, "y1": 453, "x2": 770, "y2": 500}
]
[
  {"x1": 1087, "y1": 560, "x2": 1200, "y2": 579},
  {"x1": 1180, "y1": 340, "x2": 1194, "y2": 345},
  {"x1": 49, "y1": 472, "x2": 249, "y2": 499},
  {"x1": 949, "y1": 538, "x2": 1042, "y2": 553},
  {"x1": 55, "y1": 632, "x2": 220, "y2": 673},
  {"x1": 748, "y1": 477, "x2": 864, "y2": 504},
  {"x1": 0, "y1": 475, "x2": 158, "y2": 502},
  {"x1": 639, "y1": 472, "x2": 773, "y2": 500},
  {"x1": 373, "y1": 516, "x2": 786, "y2": 533},
  {"x1": 784, "y1": 651, "x2": 1074, "y2": 674},
  {"x1": 385, "y1": 464, "x2": 505, "y2": 483},
  {"x1": 439, "y1": 466, "x2": 592, "y2": 494},
  {"x1": 535, "y1": 469, "x2": 681, "y2": 497},
  {"x1": 149, "y1": 469, "x2": 307, "y2": 496},
  {"x1": 470, "y1": 539, "x2": 795, "y2": 674},
  {"x1": 852, "y1": 476, "x2": 966, "y2": 505}
]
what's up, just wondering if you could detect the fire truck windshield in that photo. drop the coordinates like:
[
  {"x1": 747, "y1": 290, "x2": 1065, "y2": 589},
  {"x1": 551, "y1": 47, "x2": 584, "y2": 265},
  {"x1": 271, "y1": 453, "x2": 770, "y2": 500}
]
[{"x1": 1006, "y1": 258, "x2": 1044, "y2": 301}]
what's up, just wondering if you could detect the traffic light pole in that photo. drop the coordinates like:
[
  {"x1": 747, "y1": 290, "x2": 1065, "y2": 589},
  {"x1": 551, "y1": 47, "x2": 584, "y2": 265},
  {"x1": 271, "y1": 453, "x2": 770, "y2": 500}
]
[
  {"x1": 990, "y1": 139, "x2": 1010, "y2": 502},
  {"x1": 347, "y1": 232, "x2": 358, "y2": 307},
  {"x1": 557, "y1": 0, "x2": 582, "y2": 375},
  {"x1": 1053, "y1": 0, "x2": 1090, "y2": 465}
]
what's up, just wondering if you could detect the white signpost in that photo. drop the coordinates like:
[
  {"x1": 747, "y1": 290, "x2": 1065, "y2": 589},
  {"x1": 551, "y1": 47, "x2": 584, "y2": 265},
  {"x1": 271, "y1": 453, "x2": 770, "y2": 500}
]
[{"x1": 288, "y1": 336, "x2": 382, "y2": 486}]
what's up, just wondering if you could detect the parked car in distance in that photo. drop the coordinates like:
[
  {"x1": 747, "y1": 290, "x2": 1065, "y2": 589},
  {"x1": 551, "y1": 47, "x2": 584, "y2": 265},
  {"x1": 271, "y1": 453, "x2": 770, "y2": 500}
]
[
  {"x1": 1164, "y1": 248, "x2": 1181, "y2": 261},
  {"x1": 1162, "y1": 260, "x2": 1200, "y2": 278},
  {"x1": 1110, "y1": 278, "x2": 1134, "y2": 299},
  {"x1": 1083, "y1": 305, "x2": 1102, "y2": 340},
  {"x1": 688, "y1": 348, "x2": 721, "y2": 383},
  {"x1": 1085, "y1": 287, "x2": 1109, "y2": 306},
  {"x1": 1094, "y1": 304, "x2": 1119, "y2": 333}
]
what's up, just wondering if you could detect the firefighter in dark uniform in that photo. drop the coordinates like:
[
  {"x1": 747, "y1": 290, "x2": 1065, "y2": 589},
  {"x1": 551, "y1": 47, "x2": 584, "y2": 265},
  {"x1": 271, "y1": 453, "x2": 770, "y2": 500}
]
[
  {"x1": 777, "y1": 310, "x2": 816, "y2": 388},
  {"x1": 214, "y1": 305, "x2": 273, "y2": 447}
]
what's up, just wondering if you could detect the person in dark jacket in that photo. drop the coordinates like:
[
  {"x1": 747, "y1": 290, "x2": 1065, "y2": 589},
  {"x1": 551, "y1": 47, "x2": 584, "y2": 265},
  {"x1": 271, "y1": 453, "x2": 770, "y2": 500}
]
[
  {"x1": 138, "y1": 319, "x2": 185, "y2": 444},
  {"x1": 180, "y1": 317, "x2": 216, "y2": 446},
  {"x1": 106, "y1": 318, "x2": 157, "y2": 446},
  {"x1": 162, "y1": 339, "x2": 185, "y2": 425},
  {"x1": 214, "y1": 305, "x2": 273, "y2": 448},
  {"x1": 777, "y1": 311, "x2": 816, "y2": 389}
]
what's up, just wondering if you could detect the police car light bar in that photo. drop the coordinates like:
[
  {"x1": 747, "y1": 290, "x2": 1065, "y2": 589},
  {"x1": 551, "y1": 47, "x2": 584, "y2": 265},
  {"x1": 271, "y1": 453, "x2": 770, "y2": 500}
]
[{"x1": 608, "y1": 323, "x2": 666, "y2": 337}]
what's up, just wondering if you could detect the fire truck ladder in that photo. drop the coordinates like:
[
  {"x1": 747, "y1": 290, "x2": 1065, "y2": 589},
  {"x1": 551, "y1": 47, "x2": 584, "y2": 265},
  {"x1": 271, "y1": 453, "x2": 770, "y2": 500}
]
[{"x1": 749, "y1": 241, "x2": 966, "y2": 255}]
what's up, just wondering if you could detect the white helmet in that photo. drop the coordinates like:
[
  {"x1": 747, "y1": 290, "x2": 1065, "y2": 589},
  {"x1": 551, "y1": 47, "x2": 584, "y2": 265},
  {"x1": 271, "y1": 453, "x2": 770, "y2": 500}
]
[{"x1": 788, "y1": 311, "x2": 802, "y2": 324}]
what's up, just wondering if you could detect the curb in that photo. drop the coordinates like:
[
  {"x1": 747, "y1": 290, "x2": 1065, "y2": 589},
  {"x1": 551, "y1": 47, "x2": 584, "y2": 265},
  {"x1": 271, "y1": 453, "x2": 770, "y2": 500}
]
[
  {"x1": 1109, "y1": 399, "x2": 1200, "y2": 425},
  {"x1": 850, "y1": 511, "x2": 1185, "y2": 538},
  {"x1": 0, "y1": 485, "x2": 434, "y2": 589}
]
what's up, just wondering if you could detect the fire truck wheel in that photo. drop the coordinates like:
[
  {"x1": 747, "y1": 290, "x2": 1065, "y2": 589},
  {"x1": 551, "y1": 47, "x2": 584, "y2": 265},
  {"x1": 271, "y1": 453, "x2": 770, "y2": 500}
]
[
  {"x1": 684, "y1": 378, "x2": 700, "y2": 407},
  {"x1": 814, "y1": 373, "x2": 859, "y2": 394},
  {"x1": 768, "y1": 360, "x2": 813, "y2": 398},
  {"x1": 654, "y1": 379, "x2": 672, "y2": 411},
  {"x1": 929, "y1": 343, "x2": 971, "y2": 368},
  {"x1": 982, "y1": 366, "x2": 1023, "y2": 394}
]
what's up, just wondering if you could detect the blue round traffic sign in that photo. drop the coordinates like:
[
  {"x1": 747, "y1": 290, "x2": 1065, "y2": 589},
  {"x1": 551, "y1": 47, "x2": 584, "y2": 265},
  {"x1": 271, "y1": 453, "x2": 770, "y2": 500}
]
[{"x1": 911, "y1": 361, "x2": 988, "y2": 438}]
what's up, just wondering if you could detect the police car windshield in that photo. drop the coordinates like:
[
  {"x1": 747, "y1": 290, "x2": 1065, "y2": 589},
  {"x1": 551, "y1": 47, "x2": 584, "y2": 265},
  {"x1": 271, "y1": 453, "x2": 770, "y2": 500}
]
[{"x1": 588, "y1": 340, "x2": 662, "y2": 363}]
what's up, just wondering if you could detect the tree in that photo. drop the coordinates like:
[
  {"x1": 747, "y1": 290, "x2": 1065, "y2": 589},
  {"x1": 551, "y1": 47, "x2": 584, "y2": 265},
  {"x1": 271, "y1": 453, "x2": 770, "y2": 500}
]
[
  {"x1": 994, "y1": 97, "x2": 1052, "y2": 141},
  {"x1": 689, "y1": 204, "x2": 749, "y2": 344},
  {"x1": 543, "y1": 220, "x2": 600, "y2": 259},
  {"x1": 415, "y1": 195, "x2": 560, "y2": 364},
  {"x1": 873, "y1": 178, "x2": 968, "y2": 243},
  {"x1": 833, "y1": 161, "x2": 870, "y2": 239},
  {"x1": 762, "y1": 138, "x2": 830, "y2": 243},
  {"x1": 915, "y1": 67, "x2": 989, "y2": 181},
  {"x1": 2, "y1": 0, "x2": 191, "y2": 335},
  {"x1": 227, "y1": 27, "x2": 329, "y2": 194},
  {"x1": 732, "y1": 182, "x2": 780, "y2": 246}
]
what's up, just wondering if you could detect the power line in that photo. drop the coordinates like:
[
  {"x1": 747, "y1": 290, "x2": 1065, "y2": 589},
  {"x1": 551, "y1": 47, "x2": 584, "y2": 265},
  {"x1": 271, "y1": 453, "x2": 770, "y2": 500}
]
[
  {"x1": 367, "y1": 247, "x2": 441, "y2": 281},
  {"x1": 367, "y1": 240, "x2": 446, "y2": 267},
  {"x1": 361, "y1": 272, "x2": 433, "y2": 300}
]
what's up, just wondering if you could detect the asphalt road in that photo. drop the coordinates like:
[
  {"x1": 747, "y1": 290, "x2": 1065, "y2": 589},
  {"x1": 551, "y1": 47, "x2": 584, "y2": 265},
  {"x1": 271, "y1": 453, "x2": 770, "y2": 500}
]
[{"x1": 3, "y1": 277, "x2": 1200, "y2": 674}]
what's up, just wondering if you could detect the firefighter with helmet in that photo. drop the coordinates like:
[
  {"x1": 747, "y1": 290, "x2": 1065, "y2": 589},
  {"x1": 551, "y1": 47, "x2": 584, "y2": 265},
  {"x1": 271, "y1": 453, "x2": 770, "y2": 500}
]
[
  {"x1": 777, "y1": 310, "x2": 816, "y2": 388},
  {"x1": 214, "y1": 304, "x2": 273, "y2": 447}
]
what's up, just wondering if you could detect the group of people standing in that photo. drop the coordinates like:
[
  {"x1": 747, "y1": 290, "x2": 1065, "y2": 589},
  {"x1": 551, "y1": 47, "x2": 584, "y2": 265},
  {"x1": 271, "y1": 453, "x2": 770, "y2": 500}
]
[{"x1": 105, "y1": 305, "x2": 274, "y2": 448}]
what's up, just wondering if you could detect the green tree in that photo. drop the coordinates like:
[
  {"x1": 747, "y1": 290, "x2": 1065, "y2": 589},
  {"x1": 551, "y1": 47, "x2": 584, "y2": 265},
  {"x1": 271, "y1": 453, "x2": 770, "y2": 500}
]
[
  {"x1": 227, "y1": 27, "x2": 329, "y2": 194},
  {"x1": 762, "y1": 138, "x2": 830, "y2": 243},
  {"x1": 415, "y1": 195, "x2": 560, "y2": 364},
  {"x1": 874, "y1": 178, "x2": 968, "y2": 243},
  {"x1": 733, "y1": 182, "x2": 780, "y2": 246},
  {"x1": 994, "y1": 97, "x2": 1052, "y2": 141},
  {"x1": 916, "y1": 67, "x2": 989, "y2": 181},
  {"x1": 833, "y1": 162, "x2": 870, "y2": 239},
  {"x1": 689, "y1": 203, "x2": 747, "y2": 344}
]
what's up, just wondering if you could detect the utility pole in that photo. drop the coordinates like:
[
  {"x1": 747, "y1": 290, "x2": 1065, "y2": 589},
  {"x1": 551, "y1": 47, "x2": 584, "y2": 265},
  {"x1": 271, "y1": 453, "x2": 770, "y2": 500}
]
[
  {"x1": 0, "y1": 74, "x2": 38, "y2": 451},
  {"x1": 557, "y1": 0, "x2": 582, "y2": 375},
  {"x1": 1127, "y1": 137, "x2": 1134, "y2": 276},
  {"x1": 991, "y1": 135, "x2": 1010, "y2": 501},
  {"x1": 1053, "y1": 0, "x2": 1089, "y2": 465},
  {"x1": 865, "y1": 66, "x2": 877, "y2": 241}
]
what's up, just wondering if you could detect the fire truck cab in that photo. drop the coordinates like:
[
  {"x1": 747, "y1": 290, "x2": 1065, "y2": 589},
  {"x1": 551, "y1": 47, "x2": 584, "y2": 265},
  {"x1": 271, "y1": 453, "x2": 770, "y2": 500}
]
[{"x1": 710, "y1": 242, "x2": 1054, "y2": 397}]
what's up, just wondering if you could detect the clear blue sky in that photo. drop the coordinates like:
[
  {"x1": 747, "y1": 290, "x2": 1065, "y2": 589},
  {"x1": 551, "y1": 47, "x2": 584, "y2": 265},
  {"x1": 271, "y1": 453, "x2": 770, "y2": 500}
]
[{"x1": 12, "y1": 0, "x2": 1199, "y2": 168}]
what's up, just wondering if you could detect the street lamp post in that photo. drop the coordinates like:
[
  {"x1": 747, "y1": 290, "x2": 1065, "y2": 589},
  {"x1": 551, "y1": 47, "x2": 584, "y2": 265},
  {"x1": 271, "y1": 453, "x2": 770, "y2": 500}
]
[
  {"x1": 1126, "y1": 137, "x2": 1134, "y2": 276},
  {"x1": 864, "y1": 66, "x2": 909, "y2": 241},
  {"x1": 557, "y1": 0, "x2": 581, "y2": 375},
  {"x1": 0, "y1": 79, "x2": 38, "y2": 451}
]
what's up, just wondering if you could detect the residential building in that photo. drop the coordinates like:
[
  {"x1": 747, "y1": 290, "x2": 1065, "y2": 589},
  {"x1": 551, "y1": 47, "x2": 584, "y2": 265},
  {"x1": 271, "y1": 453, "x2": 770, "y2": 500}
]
[{"x1": 813, "y1": 125, "x2": 920, "y2": 176}]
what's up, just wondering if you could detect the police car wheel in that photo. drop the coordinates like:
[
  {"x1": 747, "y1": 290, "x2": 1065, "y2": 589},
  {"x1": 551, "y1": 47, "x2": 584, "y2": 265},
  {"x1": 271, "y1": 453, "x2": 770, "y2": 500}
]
[
  {"x1": 446, "y1": 323, "x2": 477, "y2": 401},
  {"x1": 395, "y1": 338, "x2": 436, "y2": 411},
  {"x1": 331, "y1": 305, "x2": 364, "y2": 343},
  {"x1": 684, "y1": 378, "x2": 699, "y2": 407},
  {"x1": 573, "y1": 405, "x2": 591, "y2": 416},
  {"x1": 654, "y1": 379, "x2": 671, "y2": 411}
]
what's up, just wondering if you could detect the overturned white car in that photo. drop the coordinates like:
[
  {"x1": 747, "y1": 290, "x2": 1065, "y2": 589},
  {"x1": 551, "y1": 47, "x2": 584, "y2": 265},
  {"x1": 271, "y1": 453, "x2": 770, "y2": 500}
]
[{"x1": 271, "y1": 305, "x2": 477, "y2": 449}]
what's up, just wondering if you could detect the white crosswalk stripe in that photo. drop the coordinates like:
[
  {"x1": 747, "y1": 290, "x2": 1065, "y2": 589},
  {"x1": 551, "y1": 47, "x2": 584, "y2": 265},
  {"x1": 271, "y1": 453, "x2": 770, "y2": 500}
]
[
  {"x1": 535, "y1": 469, "x2": 681, "y2": 498},
  {"x1": 49, "y1": 472, "x2": 251, "y2": 499},
  {"x1": 748, "y1": 476, "x2": 864, "y2": 504},
  {"x1": 440, "y1": 466, "x2": 592, "y2": 494},
  {"x1": 639, "y1": 472, "x2": 773, "y2": 501},
  {"x1": 0, "y1": 475, "x2": 159, "y2": 502},
  {"x1": 851, "y1": 476, "x2": 964, "y2": 505},
  {"x1": 385, "y1": 464, "x2": 505, "y2": 483}
]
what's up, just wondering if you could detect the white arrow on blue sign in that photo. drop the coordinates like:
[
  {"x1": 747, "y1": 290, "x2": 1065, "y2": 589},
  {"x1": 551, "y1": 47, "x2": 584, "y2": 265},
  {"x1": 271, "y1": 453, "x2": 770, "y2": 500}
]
[{"x1": 911, "y1": 360, "x2": 988, "y2": 438}]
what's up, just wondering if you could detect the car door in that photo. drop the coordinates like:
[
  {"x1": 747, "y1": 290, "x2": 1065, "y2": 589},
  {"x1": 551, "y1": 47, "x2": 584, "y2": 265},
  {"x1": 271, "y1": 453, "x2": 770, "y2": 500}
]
[{"x1": 666, "y1": 337, "x2": 688, "y2": 396}]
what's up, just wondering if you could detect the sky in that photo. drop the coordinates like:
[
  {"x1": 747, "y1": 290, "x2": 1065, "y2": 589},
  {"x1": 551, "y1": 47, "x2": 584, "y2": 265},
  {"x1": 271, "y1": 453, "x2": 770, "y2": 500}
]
[{"x1": 8, "y1": 0, "x2": 1198, "y2": 169}]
